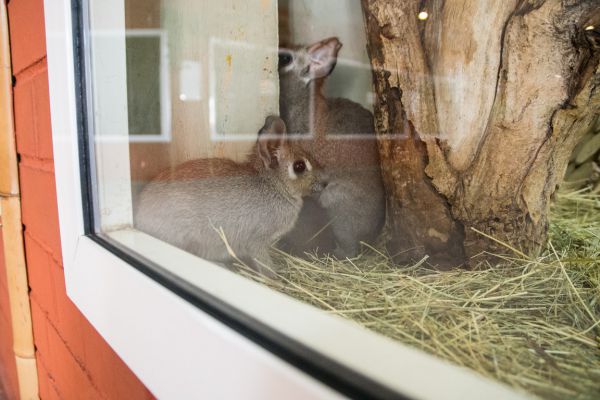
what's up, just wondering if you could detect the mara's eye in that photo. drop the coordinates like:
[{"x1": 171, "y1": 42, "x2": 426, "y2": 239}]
[
  {"x1": 293, "y1": 160, "x2": 306, "y2": 174},
  {"x1": 278, "y1": 52, "x2": 293, "y2": 68}
]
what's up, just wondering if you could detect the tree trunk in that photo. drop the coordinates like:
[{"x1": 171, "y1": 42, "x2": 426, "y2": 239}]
[{"x1": 361, "y1": 0, "x2": 600, "y2": 268}]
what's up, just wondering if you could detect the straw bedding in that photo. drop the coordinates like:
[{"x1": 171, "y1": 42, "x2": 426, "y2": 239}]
[{"x1": 238, "y1": 189, "x2": 600, "y2": 399}]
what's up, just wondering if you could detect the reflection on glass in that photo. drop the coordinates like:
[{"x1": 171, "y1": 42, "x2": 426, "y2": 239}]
[
  {"x1": 86, "y1": 0, "x2": 600, "y2": 398},
  {"x1": 125, "y1": 29, "x2": 171, "y2": 141}
]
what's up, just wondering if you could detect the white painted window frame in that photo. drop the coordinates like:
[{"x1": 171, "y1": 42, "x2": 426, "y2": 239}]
[{"x1": 44, "y1": 0, "x2": 530, "y2": 399}]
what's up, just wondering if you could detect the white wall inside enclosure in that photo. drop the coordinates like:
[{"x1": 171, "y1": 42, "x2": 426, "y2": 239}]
[
  {"x1": 163, "y1": 0, "x2": 280, "y2": 159},
  {"x1": 127, "y1": 0, "x2": 373, "y2": 188},
  {"x1": 127, "y1": 0, "x2": 280, "y2": 186}
]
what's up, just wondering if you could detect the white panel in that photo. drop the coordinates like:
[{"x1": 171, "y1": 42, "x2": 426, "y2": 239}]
[
  {"x1": 45, "y1": 0, "x2": 85, "y2": 265},
  {"x1": 70, "y1": 237, "x2": 344, "y2": 400},
  {"x1": 209, "y1": 37, "x2": 279, "y2": 139},
  {"x1": 163, "y1": 0, "x2": 279, "y2": 163}
]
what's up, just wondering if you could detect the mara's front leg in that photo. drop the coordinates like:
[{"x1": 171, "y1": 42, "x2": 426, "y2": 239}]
[{"x1": 251, "y1": 247, "x2": 278, "y2": 278}]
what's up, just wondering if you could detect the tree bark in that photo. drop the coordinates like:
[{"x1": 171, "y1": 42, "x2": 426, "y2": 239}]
[{"x1": 361, "y1": 0, "x2": 600, "y2": 267}]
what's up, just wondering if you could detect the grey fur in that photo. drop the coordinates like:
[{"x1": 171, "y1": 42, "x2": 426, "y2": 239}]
[
  {"x1": 279, "y1": 37, "x2": 385, "y2": 257},
  {"x1": 134, "y1": 116, "x2": 322, "y2": 276}
]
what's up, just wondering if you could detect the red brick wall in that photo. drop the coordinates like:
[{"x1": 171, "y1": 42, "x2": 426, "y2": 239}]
[{"x1": 6, "y1": 0, "x2": 154, "y2": 398}]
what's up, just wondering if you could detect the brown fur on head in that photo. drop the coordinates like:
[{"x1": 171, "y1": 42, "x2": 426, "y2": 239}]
[
  {"x1": 278, "y1": 38, "x2": 344, "y2": 137},
  {"x1": 278, "y1": 37, "x2": 342, "y2": 85},
  {"x1": 256, "y1": 116, "x2": 324, "y2": 198}
]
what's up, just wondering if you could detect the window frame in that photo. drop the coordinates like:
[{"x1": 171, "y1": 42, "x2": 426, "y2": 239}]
[{"x1": 45, "y1": 0, "x2": 529, "y2": 399}]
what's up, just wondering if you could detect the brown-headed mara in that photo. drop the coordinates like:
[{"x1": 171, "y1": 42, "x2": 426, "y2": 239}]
[
  {"x1": 134, "y1": 116, "x2": 324, "y2": 277},
  {"x1": 278, "y1": 37, "x2": 385, "y2": 258}
]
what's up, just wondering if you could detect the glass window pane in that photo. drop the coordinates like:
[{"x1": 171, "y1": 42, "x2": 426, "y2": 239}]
[{"x1": 82, "y1": 0, "x2": 600, "y2": 398}]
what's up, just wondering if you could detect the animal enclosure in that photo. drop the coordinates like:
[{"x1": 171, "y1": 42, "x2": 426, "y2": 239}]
[{"x1": 83, "y1": 0, "x2": 600, "y2": 398}]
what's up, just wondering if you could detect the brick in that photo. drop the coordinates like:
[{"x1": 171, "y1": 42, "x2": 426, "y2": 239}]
[
  {"x1": 50, "y1": 273, "x2": 153, "y2": 400},
  {"x1": 30, "y1": 264, "x2": 153, "y2": 400},
  {"x1": 32, "y1": 69, "x2": 53, "y2": 160},
  {"x1": 0, "y1": 233, "x2": 19, "y2": 400},
  {"x1": 28, "y1": 247, "x2": 86, "y2": 363},
  {"x1": 30, "y1": 300, "x2": 50, "y2": 368},
  {"x1": 0, "y1": 337, "x2": 19, "y2": 400},
  {"x1": 0, "y1": 228, "x2": 9, "y2": 293},
  {"x1": 51, "y1": 268, "x2": 86, "y2": 361},
  {"x1": 37, "y1": 353, "x2": 67, "y2": 400},
  {"x1": 13, "y1": 75, "x2": 37, "y2": 158},
  {"x1": 32, "y1": 301, "x2": 102, "y2": 400},
  {"x1": 81, "y1": 329, "x2": 155, "y2": 400},
  {"x1": 18, "y1": 165, "x2": 62, "y2": 261},
  {"x1": 0, "y1": 307, "x2": 19, "y2": 400},
  {"x1": 7, "y1": 0, "x2": 47, "y2": 74},
  {"x1": 26, "y1": 242, "x2": 151, "y2": 398},
  {"x1": 0, "y1": 289, "x2": 12, "y2": 347},
  {"x1": 47, "y1": 377, "x2": 63, "y2": 400},
  {"x1": 13, "y1": 63, "x2": 53, "y2": 160},
  {"x1": 0, "y1": 295, "x2": 11, "y2": 336},
  {"x1": 24, "y1": 233, "x2": 59, "y2": 320},
  {"x1": 36, "y1": 358, "x2": 53, "y2": 400}
]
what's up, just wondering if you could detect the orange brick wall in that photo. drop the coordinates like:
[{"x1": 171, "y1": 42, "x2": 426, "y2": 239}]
[
  {"x1": 4, "y1": 0, "x2": 155, "y2": 398},
  {"x1": 0, "y1": 228, "x2": 19, "y2": 400}
]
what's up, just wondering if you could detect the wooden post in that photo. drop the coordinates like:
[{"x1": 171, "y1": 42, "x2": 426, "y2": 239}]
[{"x1": 361, "y1": 0, "x2": 600, "y2": 267}]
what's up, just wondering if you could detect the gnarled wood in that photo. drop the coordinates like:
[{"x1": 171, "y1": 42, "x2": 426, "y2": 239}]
[{"x1": 362, "y1": 0, "x2": 600, "y2": 267}]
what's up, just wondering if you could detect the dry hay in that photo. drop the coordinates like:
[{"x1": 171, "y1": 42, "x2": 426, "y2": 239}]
[{"x1": 237, "y1": 189, "x2": 600, "y2": 399}]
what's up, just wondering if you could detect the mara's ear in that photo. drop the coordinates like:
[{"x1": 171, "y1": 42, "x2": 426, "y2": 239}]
[
  {"x1": 257, "y1": 116, "x2": 287, "y2": 169},
  {"x1": 307, "y1": 37, "x2": 342, "y2": 79}
]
